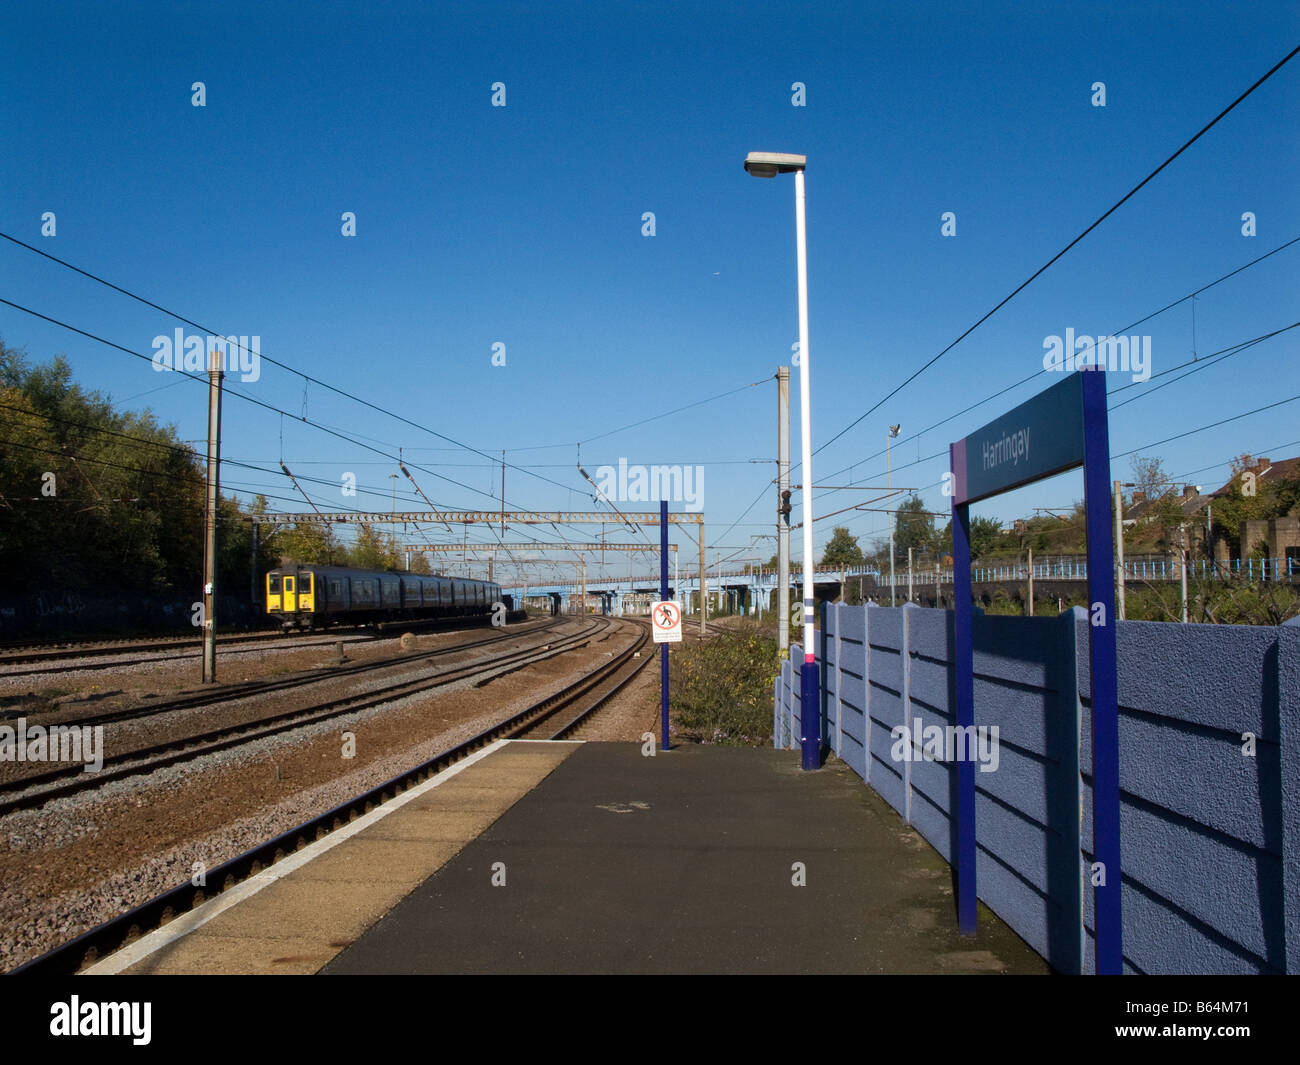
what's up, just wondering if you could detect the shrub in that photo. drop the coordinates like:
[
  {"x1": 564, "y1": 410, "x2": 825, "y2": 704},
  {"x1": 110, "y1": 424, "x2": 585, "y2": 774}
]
[{"x1": 670, "y1": 619, "x2": 778, "y2": 746}]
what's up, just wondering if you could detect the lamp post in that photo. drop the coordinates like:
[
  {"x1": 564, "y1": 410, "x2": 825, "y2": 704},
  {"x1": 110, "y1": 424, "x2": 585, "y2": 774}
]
[{"x1": 745, "y1": 150, "x2": 819, "y2": 771}]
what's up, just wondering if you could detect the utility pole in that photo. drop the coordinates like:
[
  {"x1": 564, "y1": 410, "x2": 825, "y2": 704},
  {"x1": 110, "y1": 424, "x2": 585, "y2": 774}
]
[
  {"x1": 777, "y1": 365, "x2": 791, "y2": 655},
  {"x1": 1180, "y1": 523, "x2": 1189, "y2": 624},
  {"x1": 249, "y1": 521, "x2": 259, "y2": 614},
  {"x1": 1206, "y1": 500, "x2": 1216, "y2": 577},
  {"x1": 1114, "y1": 480, "x2": 1126, "y2": 621},
  {"x1": 1027, "y1": 546, "x2": 1034, "y2": 616},
  {"x1": 907, "y1": 546, "x2": 913, "y2": 602},
  {"x1": 698, "y1": 524, "x2": 707, "y2": 635},
  {"x1": 581, "y1": 553, "x2": 587, "y2": 615},
  {"x1": 500, "y1": 450, "x2": 506, "y2": 536},
  {"x1": 887, "y1": 424, "x2": 900, "y2": 606},
  {"x1": 201, "y1": 348, "x2": 224, "y2": 683}
]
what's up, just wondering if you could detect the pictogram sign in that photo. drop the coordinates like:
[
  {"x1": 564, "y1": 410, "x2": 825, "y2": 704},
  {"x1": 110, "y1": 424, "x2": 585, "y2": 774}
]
[{"x1": 651, "y1": 600, "x2": 682, "y2": 643}]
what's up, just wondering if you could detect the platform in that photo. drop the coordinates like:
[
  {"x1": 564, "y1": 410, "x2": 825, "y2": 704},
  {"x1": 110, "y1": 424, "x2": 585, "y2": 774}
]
[{"x1": 97, "y1": 740, "x2": 1048, "y2": 975}]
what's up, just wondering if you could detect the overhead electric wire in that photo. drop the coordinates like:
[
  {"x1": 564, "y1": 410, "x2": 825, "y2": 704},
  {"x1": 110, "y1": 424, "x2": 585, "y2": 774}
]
[
  {"x1": 1107, "y1": 323, "x2": 1298, "y2": 409},
  {"x1": 0, "y1": 295, "x2": 591, "y2": 522},
  {"x1": 0, "y1": 232, "x2": 581, "y2": 497},
  {"x1": 0, "y1": 302, "x2": 603, "y2": 568},
  {"x1": 816, "y1": 233, "x2": 1300, "y2": 491},
  {"x1": 810, "y1": 46, "x2": 1300, "y2": 462}
]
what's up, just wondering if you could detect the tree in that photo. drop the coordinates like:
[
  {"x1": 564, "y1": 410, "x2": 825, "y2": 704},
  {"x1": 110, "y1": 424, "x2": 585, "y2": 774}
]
[
  {"x1": 1128, "y1": 454, "x2": 1170, "y2": 501},
  {"x1": 275, "y1": 522, "x2": 336, "y2": 565},
  {"x1": 820, "y1": 526, "x2": 863, "y2": 566},
  {"x1": 893, "y1": 494, "x2": 938, "y2": 560},
  {"x1": 350, "y1": 524, "x2": 392, "y2": 570},
  {"x1": 970, "y1": 516, "x2": 1004, "y2": 560}
]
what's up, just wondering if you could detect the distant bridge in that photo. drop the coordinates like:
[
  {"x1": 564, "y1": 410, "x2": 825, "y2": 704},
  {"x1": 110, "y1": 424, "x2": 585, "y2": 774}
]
[{"x1": 508, "y1": 554, "x2": 1298, "y2": 617}]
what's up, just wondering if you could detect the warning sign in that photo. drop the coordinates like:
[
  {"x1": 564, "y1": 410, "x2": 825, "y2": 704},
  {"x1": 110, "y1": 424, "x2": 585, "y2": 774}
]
[{"x1": 650, "y1": 600, "x2": 682, "y2": 643}]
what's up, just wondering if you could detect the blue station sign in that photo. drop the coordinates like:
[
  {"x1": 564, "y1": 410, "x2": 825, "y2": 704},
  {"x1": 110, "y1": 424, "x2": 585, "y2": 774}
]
[
  {"x1": 950, "y1": 372, "x2": 1085, "y2": 505},
  {"x1": 947, "y1": 365, "x2": 1122, "y2": 974}
]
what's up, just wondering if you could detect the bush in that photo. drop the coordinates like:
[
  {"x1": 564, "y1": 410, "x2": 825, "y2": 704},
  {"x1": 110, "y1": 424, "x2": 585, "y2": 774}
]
[{"x1": 670, "y1": 619, "x2": 778, "y2": 746}]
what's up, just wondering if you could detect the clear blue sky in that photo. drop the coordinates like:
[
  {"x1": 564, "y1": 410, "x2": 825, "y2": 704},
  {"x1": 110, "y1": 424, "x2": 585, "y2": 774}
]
[{"x1": 2, "y1": 1, "x2": 1297, "y2": 588}]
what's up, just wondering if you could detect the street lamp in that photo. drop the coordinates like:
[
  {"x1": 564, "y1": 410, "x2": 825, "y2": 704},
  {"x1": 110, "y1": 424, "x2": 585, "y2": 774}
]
[
  {"x1": 745, "y1": 150, "x2": 820, "y2": 771},
  {"x1": 887, "y1": 424, "x2": 901, "y2": 606}
]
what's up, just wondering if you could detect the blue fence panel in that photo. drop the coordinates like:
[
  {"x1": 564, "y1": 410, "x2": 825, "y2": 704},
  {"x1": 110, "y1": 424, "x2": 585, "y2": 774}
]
[
  {"x1": 970, "y1": 610, "x2": 1083, "y2": 972},
  {"x1": 900, "y1": 606, "x2": 957, "y2": 864},
  {"x1": 779, "y1": 601, "x2": 1297, "y2": 974},
  {"x1": 836, "y1": 604, "x2": 869, "y2": 779},
  {"x1": 822, "y1": 604, "x2": 839, "y2": 754},
  {"x1": 1076, "y1": 617, "x2": 1290, "y2": 974},
  {"x1": 785, "y1": 644, "x2": 795, "y2": 754},
  {"x1": 865, "y1": 609, "x2": 908, "y2": 816}
]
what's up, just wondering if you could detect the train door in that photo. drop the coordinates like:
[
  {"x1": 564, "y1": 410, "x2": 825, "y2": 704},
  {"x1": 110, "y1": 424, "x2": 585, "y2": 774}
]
[
  {"x1": 283, "y1": 574, "x2": 296, "y2": 611},
  {"x1": 298, "y1": 571, "x2": 314, "y2": 613}
]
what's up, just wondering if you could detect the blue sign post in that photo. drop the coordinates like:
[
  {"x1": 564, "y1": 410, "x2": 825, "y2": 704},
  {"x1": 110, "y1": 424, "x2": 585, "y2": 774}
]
[
  {"x1": 660, "y1": 499, "x2": 671, "y2": 752},
  {"x1": 949, "y1": 368, "x2": 1121, "y2": 974}
]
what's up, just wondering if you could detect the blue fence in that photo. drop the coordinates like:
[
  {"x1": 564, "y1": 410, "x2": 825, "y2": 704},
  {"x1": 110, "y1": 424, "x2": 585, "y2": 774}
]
[{"x1": 775, "y1": 602, "x2": 1300, "y2": 974}]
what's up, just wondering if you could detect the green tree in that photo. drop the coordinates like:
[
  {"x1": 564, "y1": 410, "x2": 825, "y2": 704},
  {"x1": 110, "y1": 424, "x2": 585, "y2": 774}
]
[
  {"x1": 351, "y1": 524, "x2": 402, "y2": 570},
  {"x1": 893, "y1": 494, "x2": 938, "y2": 560},
  {"x1": 933, "y1": 515, "x2": 1003, "y2": 560},
  {"x1": 274, "y1": 522, "x2": 337, "y2": 565},
  {"x1": 970, "y1": 516, "x2": 1004, "y2": 560},
  {"x1": 820, "y1": 526, "x2": 863, "y2": 566}
]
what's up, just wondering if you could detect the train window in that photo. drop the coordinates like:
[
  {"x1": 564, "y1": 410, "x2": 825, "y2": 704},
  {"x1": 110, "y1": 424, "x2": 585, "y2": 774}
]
[
  {"x1": 301, "y1": 573, "x2": 312, "y2": 593},
  {"x1": 268, "y1": 575, "x2": 281, "y2": 593},
  {"x1": 330, "y1": 581, "x2": 342, "y2": 596}
]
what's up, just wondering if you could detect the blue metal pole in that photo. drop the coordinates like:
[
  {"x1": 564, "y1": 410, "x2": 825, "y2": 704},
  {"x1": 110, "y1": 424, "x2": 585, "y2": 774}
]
[
  {"x1": 1081, "y1": 368, "x2": 1122, "y2": 974},
  {"x1": 660, "y1": 499, "x2": 670, "y2": 752},
  {"x1": 800, "y1": 660, "x2": 820, "y2": 768},
  {"x1": 951, "y1": 444, "x2": 977, "y2": 936}
]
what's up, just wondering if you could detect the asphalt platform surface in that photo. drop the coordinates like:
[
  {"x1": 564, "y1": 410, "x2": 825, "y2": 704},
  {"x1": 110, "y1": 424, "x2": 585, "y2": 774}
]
[{"x1": 324, "y1": 742, "x2": 1049, "y2": 974}]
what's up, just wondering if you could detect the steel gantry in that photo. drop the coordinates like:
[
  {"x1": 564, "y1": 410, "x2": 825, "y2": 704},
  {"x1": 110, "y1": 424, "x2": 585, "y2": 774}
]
[{"x1": 249, "y1": 510, "x2": 709, "y2": 633}]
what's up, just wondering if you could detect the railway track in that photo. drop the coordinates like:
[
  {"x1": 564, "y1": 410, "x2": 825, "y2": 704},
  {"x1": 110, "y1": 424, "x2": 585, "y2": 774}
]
[
  {"x1": 9, "y1": 617, "x2": 649, "y2": 975},
  {"x1": 0, "y1": 613, "x2": 511, "y2": 672},
  {"x1": 509, "y1": 617, "x2": 655, "y2": 740},
  {"x1": 4, "y1": 616, "x2": 563, "y2": 730},
  {"x1": 0, "y1": 631, "x2": 383, "y2": 680},
  {"x1": 0, "y1": 617, "x2": 605, "y2": 816},
  {"x1": 0, "y1": 629, "x2": 286, "y2": 666}
]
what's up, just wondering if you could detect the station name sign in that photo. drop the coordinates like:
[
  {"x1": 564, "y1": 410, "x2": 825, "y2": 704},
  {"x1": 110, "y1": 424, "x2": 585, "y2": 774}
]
[{"x1": 950, "y1": 371, "x2": 1086, "y2": 506}]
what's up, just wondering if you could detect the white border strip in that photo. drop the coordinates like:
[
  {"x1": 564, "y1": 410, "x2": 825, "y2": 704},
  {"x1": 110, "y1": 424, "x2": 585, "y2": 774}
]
[{"x1": 85, "y1": 738, "x2": 576, "y2": 974}]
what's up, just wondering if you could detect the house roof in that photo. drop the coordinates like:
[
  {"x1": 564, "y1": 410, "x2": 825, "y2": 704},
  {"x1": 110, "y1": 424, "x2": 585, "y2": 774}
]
[{"x1": 1208, "y1": 455, "x2": 1300, "y2": 498}]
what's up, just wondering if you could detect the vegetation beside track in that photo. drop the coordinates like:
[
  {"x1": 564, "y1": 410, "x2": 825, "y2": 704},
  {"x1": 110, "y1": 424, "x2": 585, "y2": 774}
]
[{"x1": 669, "y1": 618, "x2": 777, "y2": 746}]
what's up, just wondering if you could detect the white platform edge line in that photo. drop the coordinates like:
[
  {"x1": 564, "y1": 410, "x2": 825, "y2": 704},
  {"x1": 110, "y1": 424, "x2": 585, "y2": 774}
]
[{"x1": 84, "y1": 736, "x2": 543, "y2": 974}]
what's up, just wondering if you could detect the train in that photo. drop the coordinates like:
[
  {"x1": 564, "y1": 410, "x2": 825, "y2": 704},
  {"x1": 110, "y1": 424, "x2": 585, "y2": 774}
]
[{"x1": 265, "y1": 563, "x2": 505, "y2": 631}]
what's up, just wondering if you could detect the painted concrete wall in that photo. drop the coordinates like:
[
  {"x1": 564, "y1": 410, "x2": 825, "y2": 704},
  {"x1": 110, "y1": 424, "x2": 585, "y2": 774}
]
[{"x1": 774, "y1": 602, "x2": 1298, "y2": 974}]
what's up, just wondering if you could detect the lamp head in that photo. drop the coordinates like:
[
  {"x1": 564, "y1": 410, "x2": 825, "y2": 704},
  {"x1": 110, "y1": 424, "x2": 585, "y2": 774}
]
[{"x1": 745, "y1": 151, "x2": 807, "y2": 178}]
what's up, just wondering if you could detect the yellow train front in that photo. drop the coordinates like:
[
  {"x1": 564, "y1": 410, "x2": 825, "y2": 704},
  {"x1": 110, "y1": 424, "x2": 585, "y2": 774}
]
[{"x1": 265, "y1": 564, "x2": 504, "y2": 631}]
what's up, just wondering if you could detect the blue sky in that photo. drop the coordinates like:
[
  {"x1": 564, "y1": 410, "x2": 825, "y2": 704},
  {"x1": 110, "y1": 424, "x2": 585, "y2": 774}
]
[{"x1": 2, "y1": 1, "x2": 1297, "y2": 589}]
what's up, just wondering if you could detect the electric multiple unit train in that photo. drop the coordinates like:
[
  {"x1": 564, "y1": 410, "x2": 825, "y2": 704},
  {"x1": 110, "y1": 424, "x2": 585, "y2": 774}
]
[{"x1": 265, "y1": 564, "x2": 504, "y2": 631}]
